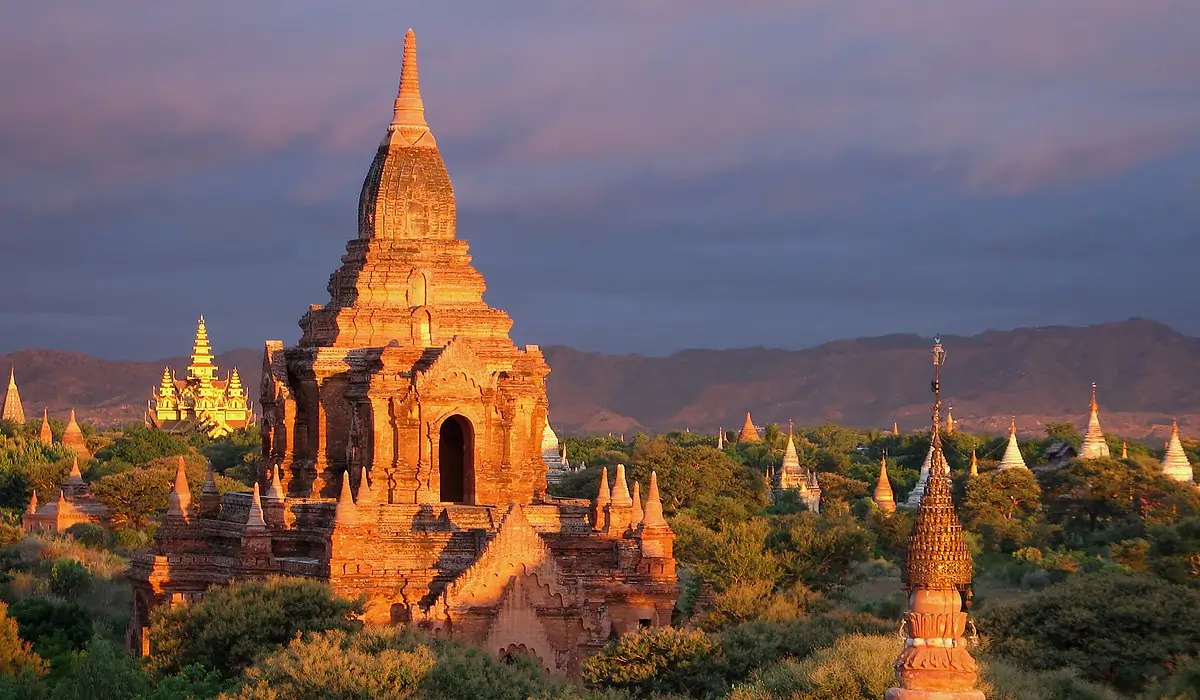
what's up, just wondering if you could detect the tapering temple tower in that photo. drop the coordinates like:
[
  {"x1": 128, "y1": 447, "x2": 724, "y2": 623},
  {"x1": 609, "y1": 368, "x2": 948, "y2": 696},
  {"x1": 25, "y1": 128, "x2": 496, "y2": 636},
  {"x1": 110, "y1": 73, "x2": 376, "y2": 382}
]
[
  {"x1": 997, "y1": 417, "x2": 1028, "y2": 470},
  {"x1": 2, "y1": 369, "x2": 25, "y2": 424},
  {"x1": 892, "y1": 422, "x2": 901, "y2": 436},
  {"x1": 147, "y1": 317, "x2": 252, "y2": 438},
  {"x1": 773, "y1": 421, "x2": 820, "y2": 511},
  {"x1": 1080, "y1": 383, "x2": 1110, "y2": 459},
  {"x1": 737, "y1": 412, "x2": 762, "y2": 444},
  {"x1": 716, "y1": 428, "x2": 724, "y2": 450},
  {"x1": 968, "y1": 449, "x2": 978, "y2": 477},
  {"x1": 61, "y1": 409, "x2": 90, "y2": 460},
  {"x1": 888, "y1": 336, "x2": 983, "y2": 700},
  {"x1": 1162, "y1": 420, "x2": 1195, "y2": 484},
  {"x1": 874, "y1": 453, "x2": 896, "y2": 515},
  {"x1": 38, "y1": 408, "x2": 53, "y2": 445},
  {"x1": 130, "y1": 29, "x2": 676, "y2": 675},
  {"x1": 945, "y1": 405, "x2": 956, "y2": 434}
]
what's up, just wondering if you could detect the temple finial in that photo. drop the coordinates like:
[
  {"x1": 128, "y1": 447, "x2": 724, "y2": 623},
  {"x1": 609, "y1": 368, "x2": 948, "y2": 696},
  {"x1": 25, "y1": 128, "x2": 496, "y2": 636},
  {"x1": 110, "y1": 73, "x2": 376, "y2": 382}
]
[
  {"x1": 641, "y1": 471, "x2": 668, "y2": 528},
  {"x1": 245, "y1": 483, "x2": 268, "y2": 531},
  {"x1": 334, "y1": 470, "x2": 358, "y2": 526},
  {"x1": 611, "y1": 464, "x2": 633, "y2": 506},
  {"x1": 390, "y1": 28, "x2": 430, "y2": 132},
  {"x1": 1162, "y1": 419, "x2": 1195, "y2": 484},
  {"x1": 631, "y1": 481, "x2": 644, "y2": 525},
  {"x1": 167, "y1": 456, "x2": 191, "y2": 520},
  {"x1": 874, "y1": 452, "x2": 896, "y2": 514},
  {"x1": 969, "y1": 448, "x2": 979, "y2": 477},
  {"x1": 738, "y1": 412, "x2": 762, "y2": 444},
  {"x1": 596, "y1": 467, "x2": 611, "y2": 506}
]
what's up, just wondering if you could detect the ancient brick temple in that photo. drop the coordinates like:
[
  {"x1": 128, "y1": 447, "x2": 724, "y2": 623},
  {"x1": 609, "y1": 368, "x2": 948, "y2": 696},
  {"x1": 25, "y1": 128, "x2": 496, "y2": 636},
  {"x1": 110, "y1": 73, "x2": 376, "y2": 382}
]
[{"x1": 128, "y1": 29, "x2": 678, "y2": 674}]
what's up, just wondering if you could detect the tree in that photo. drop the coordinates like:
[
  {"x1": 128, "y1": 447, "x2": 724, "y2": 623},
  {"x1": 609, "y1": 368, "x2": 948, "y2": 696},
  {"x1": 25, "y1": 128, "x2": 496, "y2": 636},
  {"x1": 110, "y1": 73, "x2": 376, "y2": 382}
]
[
  {"x1": 228, "y1": 628, "x2": 433, "y2": 700},
  {"x1": 0, "y1": 603, "x2": 48, "y2": 680},
  {"x1": 93, "y1": 428, "x2": 190, "y2": 467},
  {"x1": 726, "y1": 633, "x2": 898, "y2": 700},
  {"x1": 982, "y1": 571, "x2": 1200, "y2": 692},
  {"x1": 628, "y1": 438, "x2": 765, "y2": 515},
  {"x1": 7, "y1": 597, "x2": 93, "y2": 661},
  {"x1": 582, "y1": 627, "x2": 726, "y2": 698},
  {"x1": 147, "y1": 577, "x2": 363, "y2": 678},
  {"x1": 48, "y1": 634, "x2": 150, "y2": 700},
  {"x1": 1044, "y1": 422, "x2": 1080, "y2": 443},
  {"x1": 961, "y1": 469, "x2": 1042, "y2": 551},
  {"x1": 90, "y1": 468, "x2": 173, "y2": 530},
  {"x1": 767, "y1": 511, "x2": 875, "y2": 591}
]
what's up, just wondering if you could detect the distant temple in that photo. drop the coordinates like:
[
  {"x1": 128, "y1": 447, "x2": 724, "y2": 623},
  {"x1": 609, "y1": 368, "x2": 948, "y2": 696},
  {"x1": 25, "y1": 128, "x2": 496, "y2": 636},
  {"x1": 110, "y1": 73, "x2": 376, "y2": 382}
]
[
  {"x1": 542, "y1": 421, "x2": 575, "y2": 485},
  {"x1": 1162, "y1": 420, "x2": 1195, "y2": 484},
  {"x1": 22, "y1": 457, "x2": 105, "y2": 533},
  {"x1": 873, "y1": 453, "x2": 896, "y2": 514},
  {"x1": 737, "y1": 412, "x2": 762, "y2": 444},
  {"x1": 997, "y1": 418, "x2": 1029, "y2": 470},
  {"x1": 146, "y1": 317, "x2": 252, "y2": 438},
  {"x1": 772, "y1": 422, "x2": 820, "y2": 512},
  {"x1": 1080, "y1": 383, "x2": 1110, "y2": 459},
  {"x1": 2, "y1": 369, "x2": 24, "y2": 424},
  {"x1": 129, "y1": 30, "x2": 677, "y2": 675},
  {"x1": 902, "y1": 444, "x2": 934, "y2": 509},
  {"x1": 61, "y1": 409, "x2": 90, "y2": 460}
]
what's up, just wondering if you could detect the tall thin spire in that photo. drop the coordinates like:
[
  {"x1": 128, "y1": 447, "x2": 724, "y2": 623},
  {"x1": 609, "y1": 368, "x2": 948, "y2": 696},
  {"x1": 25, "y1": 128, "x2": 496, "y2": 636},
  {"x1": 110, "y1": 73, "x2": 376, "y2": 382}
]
[
  {"x1": 969, "y1": 449, "x2": 979, "y2": 477},
  {"x1": 1080, "y1": 383, "x2": 1110, "y2": 459},
  {"x1": 998, "y1": 417, "x2": 1028, "y2": 470},
  {"x1": 2, "y1": 368, "x2": 25, "y2": 424},
  {"x1": 1162, "y1": 420, "x2": 1195, "y2": 484},
  {"x1": 892, "y1": 421, "x2": 901, "y2": 436},
  {"x1": 641, "y1": 471, "x2": 668, "y2": 528},
  {"x1": 874, "y1": 453, "x2": 896, "y2": 514},
  {"x1": 388, "y1": 28, "x2": 435, "y2": 145},
  {"x1": 889, "y1": 335, "x2": 981, "y2": 699},
  {"x1": 38, "y1": 408, "x2": 52, "y2": 445},
  {"x1": 167, "y1": 456, "x2": 191, "y2": 521},
  {"x1": 716, "y1": 427, "x2": 724, "y2": 450},
  {"x1": 62, "y1": 408, "x2": 90, "y2": 459},
  {"x1": 631, "y1": 481, "x2": 644, "y2": 525}
]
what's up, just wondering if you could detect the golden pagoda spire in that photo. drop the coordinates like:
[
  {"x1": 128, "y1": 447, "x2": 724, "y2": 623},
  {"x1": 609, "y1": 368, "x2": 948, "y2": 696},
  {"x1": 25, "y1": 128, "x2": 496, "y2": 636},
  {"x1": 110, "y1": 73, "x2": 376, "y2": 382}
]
[
  {"x1": 874, "y1": 453, "x2": 896, "y2": 514},
  {"x1": 1121, "y1": 441, "x2": 1128, "y2": 459},
  {"x1": 2, "y1": 368, "x2": 25, "y2": 425},
  {"x1": 38, "y1": 408, "x2": 52, "y2": 445},
  {"x1": 62, "y1": 409, "x2": 90, "y2": 460},
  {"x1": 226, "y1": 369, "x2": 245, "y2": 397},
  {"x1": 716, "y1": 427, "x2": 724, "y2": 450},
  {"x1": 946, "y1": 405, "x2": 956, "y2": 434},
  {"x1": 893, "y1": 421, "x2": 901, "y2": 436},
  {"x1": 969, "y1": 448, "x2": 979, "y2": 477},
  {"x1": 737, "y1": 412, "x2": 762, "y2": 444},
  {"x1": 1081, "y1": 382, "x2": 1110, "y2": 459},
  {"x1": 889, "y1": 335, "x2": 981, "y2": 699},
  {"x1": 186, "y1": 316, "x2": 217, "y2": 384}
]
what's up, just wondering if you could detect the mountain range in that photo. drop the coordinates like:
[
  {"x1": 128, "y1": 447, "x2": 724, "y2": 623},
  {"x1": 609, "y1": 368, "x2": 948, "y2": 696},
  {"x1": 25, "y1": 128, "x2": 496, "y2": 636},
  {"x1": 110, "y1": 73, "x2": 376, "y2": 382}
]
[{"x1": 4, "y1": 319, "x2": 1199, "y2": 441}]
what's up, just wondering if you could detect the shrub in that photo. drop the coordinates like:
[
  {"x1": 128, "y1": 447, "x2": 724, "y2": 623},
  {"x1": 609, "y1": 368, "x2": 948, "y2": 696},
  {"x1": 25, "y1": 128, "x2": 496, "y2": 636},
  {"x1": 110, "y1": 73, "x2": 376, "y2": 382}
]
[
  {"x1": 582, "y1": 626, "x2": 725, "y2": 698},
  {"x1": 0, "y1": 602, "x2": 48, "y2": 679},
  {"x1": 727, "y1": 633, "x2": 898, "y2": 700},
  {"x1": 63, "y1": 524, "x2": 107, "y2": 550},
  {"x1": 982, "y1": 571, "x2": 1200, "y2": 691},
  {"x1": 49, "y1": 559, "x2": 91, "y2": 598},
  {"x1": 717, "y1": 612, "x2": 893, "y2": 686},
  {"x1": 147, "y1": 576, "x2": 364, "y2": 678},
  {"x1": 7, "y1": 597, "x2": 93, "y2": 660}
]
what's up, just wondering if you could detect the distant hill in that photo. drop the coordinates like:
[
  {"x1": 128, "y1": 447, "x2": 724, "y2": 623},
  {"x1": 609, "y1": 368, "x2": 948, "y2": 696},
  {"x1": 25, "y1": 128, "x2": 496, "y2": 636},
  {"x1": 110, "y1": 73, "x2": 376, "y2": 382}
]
[{"x1": 5, "y1": 319, "x2": 1200, "y2": 440}]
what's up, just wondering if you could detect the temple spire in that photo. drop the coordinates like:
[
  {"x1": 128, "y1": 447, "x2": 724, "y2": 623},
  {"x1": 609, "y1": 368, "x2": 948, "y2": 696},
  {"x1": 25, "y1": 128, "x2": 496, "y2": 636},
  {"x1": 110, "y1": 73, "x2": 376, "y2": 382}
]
[
  {"x1": 998, "y1": 417, "x2": 1028, "y2": 470},
  {"x1": 334, "y1": 470, "x2": 358, "y2": 526},
  {"x1": 892, "y1": 421, "x2": 900, "y2": 436},
  {"x1": 631, "y1": 481, "x2": 644, "y2": 525},
  {"x1": 874, "y1": 453, "x2": 896, "y2": 514},
  {"x1": 39, "y1": 408, "x2": 52, "y2": 445},
  {"x1": 641, "y1": 471, "x2": 668, "y2": 528},
  {"x1": 1121, "y1": 441, "x2": 1128, "y2": 459},
  {"x1": 737, "y1": 412, "x2": 762, "y2": 444},
  {"x1": 62, "y1": 409, "x2": 90, "y2": 460},
  {"x1": 716, "y1": 427, "x2": 724, "y2": 450},
  {"x1": 167, "y1": 456, "x2": 191, "y2": 521},
  {"x1": 245, "y1": 483, "x2": 268, "y2": 532},
  {"x1": 265, "y1": 466, "x2": 284, "y2": 501},
  {"x1": 945, "y1": 405, "x2": 956, "y2": 434},
  {"x1": 2, "y1": 368, "x2": 24, "y2": 425},
  {"x1": 67, "y1": 456, "x2": 84, "y2": 485},
  {"x1": 388, "y1": 28, "x2": 435, "y2": 145},
  {"x1": 969, "y1": 449, "x2": 979, "y2": 477},
  {"x1": 888, "y1": 335, "x2": 981, "y2": 700},
  {"x1": 1162, "y1": 420, "x2": 1195, "y2": 484},
  {"x1": 611, "y1": 464, "x2": 633, "y2": 506},
  {"x1": 1080, "y1": 383, "x2": 1110, "y2": 459},
  {"x1": 26, "y1": 491, "x2": 37, "y2": 515}
]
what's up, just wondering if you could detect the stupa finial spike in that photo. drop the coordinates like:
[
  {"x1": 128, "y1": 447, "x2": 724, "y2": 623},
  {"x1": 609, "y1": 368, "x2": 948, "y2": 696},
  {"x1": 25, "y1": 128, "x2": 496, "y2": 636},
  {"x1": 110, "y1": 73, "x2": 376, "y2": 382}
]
[{"x1": 390, "y1": 28, "x2": 429, "y2": 131}]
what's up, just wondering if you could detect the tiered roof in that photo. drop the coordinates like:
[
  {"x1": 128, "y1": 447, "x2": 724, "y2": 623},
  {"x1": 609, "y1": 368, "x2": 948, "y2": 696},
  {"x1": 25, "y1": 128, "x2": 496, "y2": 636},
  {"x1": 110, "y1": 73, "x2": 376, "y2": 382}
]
[
  {"x1": 997, "y1": 417, "x2": 1028, "y2": 470},
  {"x1": 1080, "y1": 383, "x2": 1110, "y2": 459},
  {"x1": 2, "y1": 369, "x2": 24, "y2": 424}
]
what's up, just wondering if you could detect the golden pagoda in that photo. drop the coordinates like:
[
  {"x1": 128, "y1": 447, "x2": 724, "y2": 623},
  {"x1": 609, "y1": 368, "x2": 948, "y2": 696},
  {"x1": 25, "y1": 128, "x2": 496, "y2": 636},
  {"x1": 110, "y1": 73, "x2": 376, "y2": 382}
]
[
  {"x1": 737, "y1": 412, "x2": 762, "y2": 444},
  {"x1": 2, "y1": 369, "x2": 24, "y2": 424},
  {"x1": 147, "y1": 317, "x2": 252, "y2": 438}
]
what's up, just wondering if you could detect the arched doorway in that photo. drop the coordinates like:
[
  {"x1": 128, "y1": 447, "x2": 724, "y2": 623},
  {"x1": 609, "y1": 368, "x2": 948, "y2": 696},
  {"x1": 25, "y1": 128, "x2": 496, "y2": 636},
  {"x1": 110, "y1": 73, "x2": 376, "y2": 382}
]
[{"x1": 438, "y1": 415, "x2": 473, "y2": 503}]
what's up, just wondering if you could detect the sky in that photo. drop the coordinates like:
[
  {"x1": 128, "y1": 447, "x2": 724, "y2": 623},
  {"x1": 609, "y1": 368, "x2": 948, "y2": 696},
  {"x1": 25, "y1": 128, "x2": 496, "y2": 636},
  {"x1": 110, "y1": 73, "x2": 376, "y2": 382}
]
[{"x1": 2, "y1": 1, "x2": 1199, "y2": 360}]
